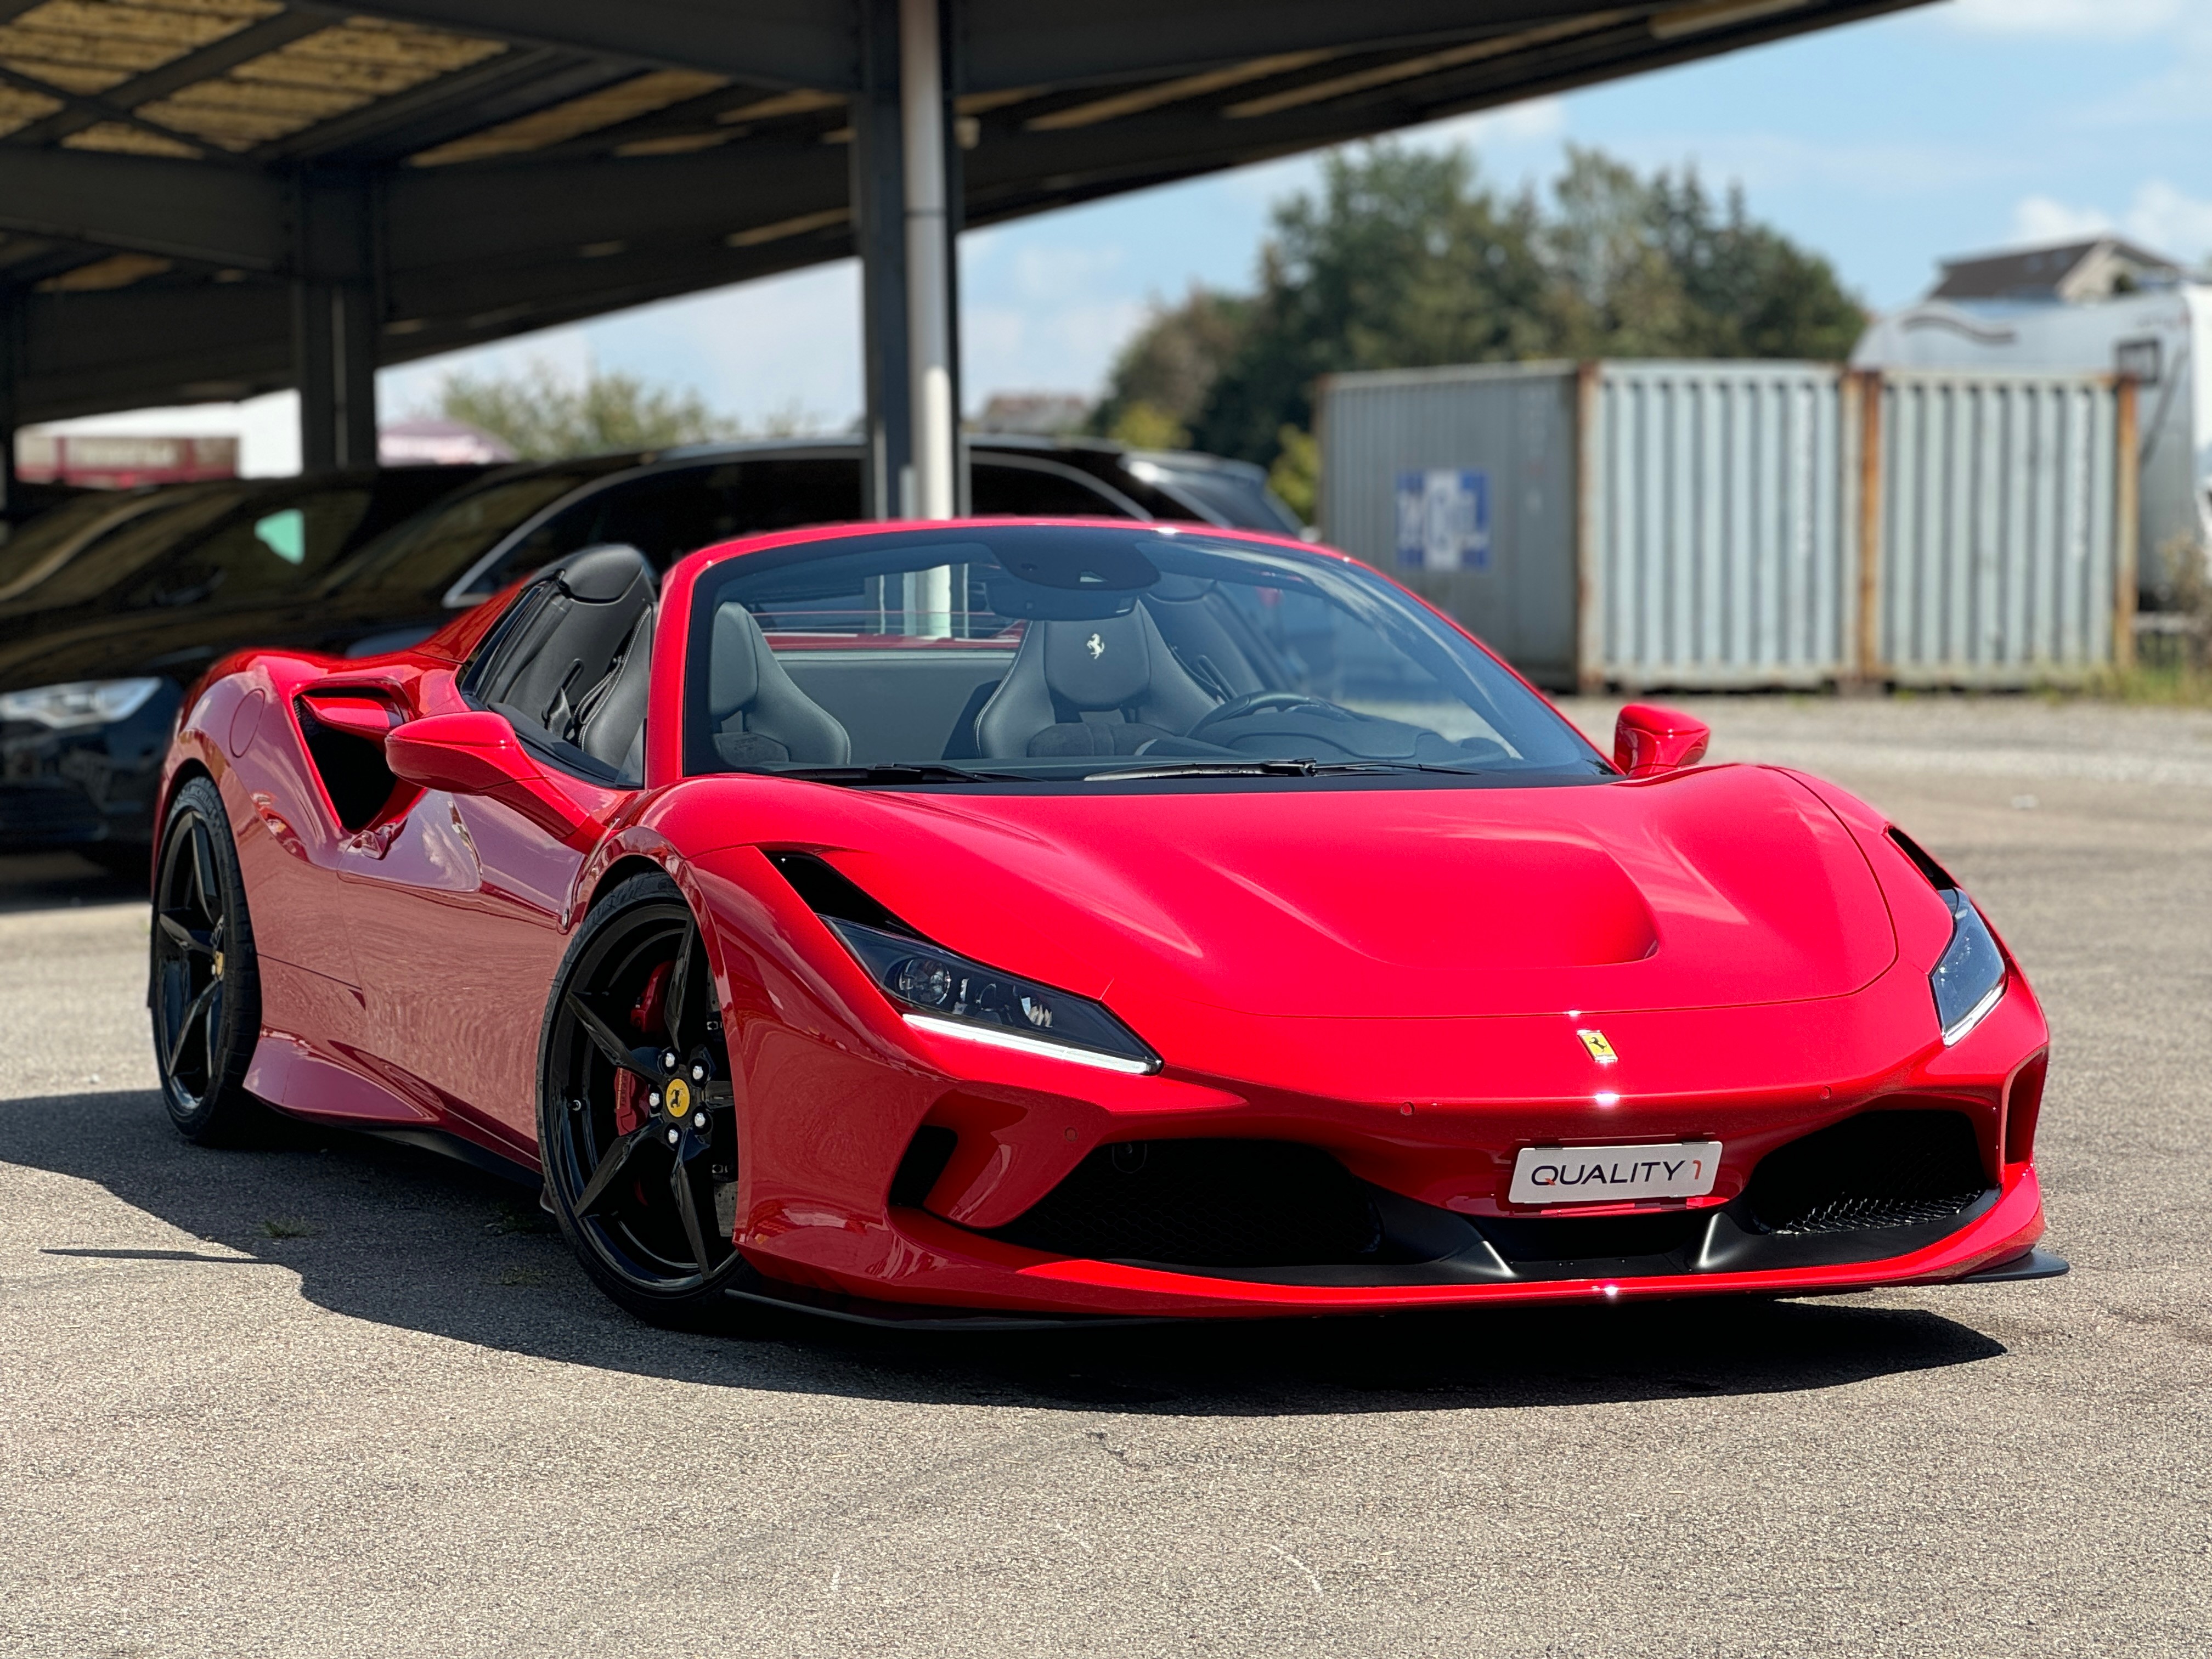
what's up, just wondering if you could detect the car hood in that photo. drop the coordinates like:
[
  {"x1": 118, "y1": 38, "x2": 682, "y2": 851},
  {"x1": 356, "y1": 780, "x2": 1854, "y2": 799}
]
[{"x1": 750, "y1": 763, "x2": 1896, "y2": 1019}]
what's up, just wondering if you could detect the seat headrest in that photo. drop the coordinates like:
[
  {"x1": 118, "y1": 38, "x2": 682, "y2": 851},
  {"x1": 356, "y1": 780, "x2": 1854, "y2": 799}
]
[
  {"x1": 1041, "y1": 611, "x2": 1158, "y2": 709},
  {"x1": 543, "y1": 541, "x2": 654, "y2": 602}
]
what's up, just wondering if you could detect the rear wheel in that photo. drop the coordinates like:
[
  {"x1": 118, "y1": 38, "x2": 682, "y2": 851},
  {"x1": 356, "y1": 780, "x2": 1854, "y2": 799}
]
[
  {"x1": 150, "y1": 777, "x2": 266, "y2": 1142},
  {"x1": 538, "y1": 871, "x2": 744, "y2": 1328}
]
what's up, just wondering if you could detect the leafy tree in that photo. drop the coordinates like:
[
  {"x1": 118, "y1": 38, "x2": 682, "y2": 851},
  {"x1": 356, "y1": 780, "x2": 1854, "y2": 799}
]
[
  {"x1": 1093, "y1": 142, "x2": 1869, "y2": 479},
  {"x1": 1543, "y1": 146, "x2": 1864, "y2": 360},
  {"x1": 1191, "y1": 145, "x2": 1551, "y2": 465},
  {"x1": 433, "y1": 360, "x2": 800, "y2": 459},
  {"x1": 1090, "y1": 285, "x2": 1252, "y2": 449}
]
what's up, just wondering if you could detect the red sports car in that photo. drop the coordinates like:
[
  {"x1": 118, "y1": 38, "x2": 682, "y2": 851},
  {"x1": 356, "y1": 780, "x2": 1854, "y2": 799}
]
[{"x1": 150, "y1": 520, "x2": 2062, "y2": 1328}]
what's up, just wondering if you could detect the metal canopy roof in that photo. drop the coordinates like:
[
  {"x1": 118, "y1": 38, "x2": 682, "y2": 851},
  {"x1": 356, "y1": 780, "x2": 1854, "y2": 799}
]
[{"x1": 0, "y1": 0, "x2": 1923, "y2": 426}]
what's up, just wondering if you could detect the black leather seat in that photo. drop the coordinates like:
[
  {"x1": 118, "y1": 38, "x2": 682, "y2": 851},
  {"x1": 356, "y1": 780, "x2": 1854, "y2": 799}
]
[
  {"x1": 707, "y1": 602, "x2": 851, "y2": 766},
  {"x1": 471, "y1": 543, "x2": 658, "y2": 781},
  {"x1": 973, "y1": 602, "x2": 1218, "y2": 758}
]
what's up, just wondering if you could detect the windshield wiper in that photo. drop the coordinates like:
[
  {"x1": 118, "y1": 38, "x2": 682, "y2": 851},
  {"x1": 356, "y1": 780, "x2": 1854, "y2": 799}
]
[
  {"x1": 764, "y1": 762, "x2": 1024, "y2": 786},
  {"x1": 1088, "y1": 758, "x2": 1526, "y2": 782},
  {"x1": 1085, "y1": 758, "x2": 1322, "y2": 781}
]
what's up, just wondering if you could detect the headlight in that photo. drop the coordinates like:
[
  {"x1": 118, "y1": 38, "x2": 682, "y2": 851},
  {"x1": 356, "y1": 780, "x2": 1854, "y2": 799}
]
[
  {"x1": 1929, "y1": 888, "x2": 2007, "y2": 1045},
  {"x1": 0, "y1": 677, "x2": 162, "y2": 730},
  {"x1": 822, "y1": 916, "x2": 1160, "y2": 1075}
]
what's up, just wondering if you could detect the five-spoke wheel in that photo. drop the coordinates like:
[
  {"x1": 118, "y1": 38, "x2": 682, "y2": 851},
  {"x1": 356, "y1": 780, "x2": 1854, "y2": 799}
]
[
  {"x1": 151, "y1": 776, "x2": 263, "y2": 1140},
  {"x1": 539, "y1": 871, "x2": 741, "y2": 1326}
]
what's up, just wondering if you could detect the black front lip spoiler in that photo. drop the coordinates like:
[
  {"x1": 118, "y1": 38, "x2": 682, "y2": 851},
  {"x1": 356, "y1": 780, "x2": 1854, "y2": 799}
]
[{"x1": 1949, "y1": 1245, "x2": 2069, "y2": 1284}]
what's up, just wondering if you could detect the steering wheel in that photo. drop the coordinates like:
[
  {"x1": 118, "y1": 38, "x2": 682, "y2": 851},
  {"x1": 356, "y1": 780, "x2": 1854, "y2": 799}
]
[{"x1": 1187, "y1": 690, "x2": 1337, "y2": 738}]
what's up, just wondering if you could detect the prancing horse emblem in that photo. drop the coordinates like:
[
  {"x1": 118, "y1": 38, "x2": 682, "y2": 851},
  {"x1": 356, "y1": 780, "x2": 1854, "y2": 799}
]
[{"x1": 1085, "y1": 632, "x2": 1105, "y2": 659}]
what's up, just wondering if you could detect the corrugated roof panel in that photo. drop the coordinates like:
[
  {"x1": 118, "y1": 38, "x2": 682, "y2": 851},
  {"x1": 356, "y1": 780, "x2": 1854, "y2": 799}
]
[
  {"x1": 135, "y1": 19, "x2": 506, "y2": 150},
  {"x1": 37, "y1": 251, "x2": 174, "y2": 290},
  {"x1": 0, "y1": 83, "x2": 64, "y2": 136},
  {"x1": 409, "y1": 68, "x2": 730, "y2": 166},
  {"x1": 63, "y1": 119, "x2": 199, "y2": 155},
  {"x1": 0, "y1": 0, "x2": 279, "y2": 96}
]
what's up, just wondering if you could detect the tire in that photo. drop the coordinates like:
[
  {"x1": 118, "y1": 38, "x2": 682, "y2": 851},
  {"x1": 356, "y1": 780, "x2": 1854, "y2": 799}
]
[
  {"x1": 538, "y1": 870, "x2": 748, "y2": 1330},
  {"x1": 149, "y1": 776, "x2": 268, "y2": 1143}
]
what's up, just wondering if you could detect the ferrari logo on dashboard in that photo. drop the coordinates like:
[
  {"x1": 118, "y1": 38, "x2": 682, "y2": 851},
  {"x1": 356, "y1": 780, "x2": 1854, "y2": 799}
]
[
  {"x1": 1085, "y1": 632, "x2": 1105, "y2": 659},
  {"x1": 1576, "y1": 1028, "x2": 1618, "y2": 1065}
]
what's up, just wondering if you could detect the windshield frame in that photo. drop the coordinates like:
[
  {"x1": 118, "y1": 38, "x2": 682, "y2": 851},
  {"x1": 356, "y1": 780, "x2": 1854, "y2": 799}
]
[{"x1": 674, "y1": 520, "x2": 1609, "y2": 792}]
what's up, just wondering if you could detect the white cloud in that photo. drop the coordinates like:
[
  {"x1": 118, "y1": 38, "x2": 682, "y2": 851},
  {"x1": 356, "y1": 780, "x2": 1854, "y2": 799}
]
[
  {"x1": 2011, "y1": 193, "x2": 2114, "y2": 244},
  {"x1": 1420, "y1": 95, "x2": 1568, "y2": 154},
  {"x1": 1949, "y1": 0, "x2": 2182, "y2": 40},
  {"x1": 2001, "y1": 182, "x2": 2212, "y2": 262},
  {"x1": 2125, "y1": 180, "x2": 2212, "y2": 261}
]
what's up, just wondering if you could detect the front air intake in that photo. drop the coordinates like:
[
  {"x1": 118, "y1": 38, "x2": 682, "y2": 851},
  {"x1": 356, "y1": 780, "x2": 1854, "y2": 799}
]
[
  {"x1": 988, "y1": 1139, "x2": 1383, "y2": 1268},
  {"x1": 1745, "y1": 1109, "x2": 1989, "y2": 1235}
]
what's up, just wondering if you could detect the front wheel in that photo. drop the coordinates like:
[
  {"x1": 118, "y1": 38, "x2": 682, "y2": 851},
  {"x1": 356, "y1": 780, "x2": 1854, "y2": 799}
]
[
  {"x1": 150, "y1": 776, "x2": 268, "y2": 1142},
  {"x1": 538, "y1": 870, "x2": 747, "y2": 1329}
]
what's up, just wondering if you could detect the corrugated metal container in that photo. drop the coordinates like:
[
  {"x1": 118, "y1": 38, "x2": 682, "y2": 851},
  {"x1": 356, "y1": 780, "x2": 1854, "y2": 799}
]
[
  {"x1": 1872, "y1": 370, "x2": 2133, "y2": 685},
  {"x1": 1586, "y1": 360, "x2": 1853, "y2": 688},
  {"x1": 1317, "y1": 361, "x2": 1580, "y2": 685},
  {"x1": 1319, "y1": 358, "x2": 2137, "y2": 690}
]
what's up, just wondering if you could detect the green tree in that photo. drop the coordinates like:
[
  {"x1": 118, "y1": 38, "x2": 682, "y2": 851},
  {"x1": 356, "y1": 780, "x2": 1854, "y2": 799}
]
[
  {"x1": 1542, "y1": 146, "x2": 1865, "y2": 360},
  {"x1": 1192, "y1": 145, "x2": 1551, "y2": 465},
  {"x1": 1090, "y1": 285, "x2": 1252, "y2": 449},
  {"x1": 1120, "y1": 141, "x2": 1866, "y2": 478},
  {"x1": 434, "y1": 360, "x2": 792, "y2": 459}
]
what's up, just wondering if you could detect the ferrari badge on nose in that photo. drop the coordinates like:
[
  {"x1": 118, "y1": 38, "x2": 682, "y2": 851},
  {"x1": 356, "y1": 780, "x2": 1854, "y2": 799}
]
[{"x1": 1576, "y1": 1028, "x2": 1618, "y2": 1064}]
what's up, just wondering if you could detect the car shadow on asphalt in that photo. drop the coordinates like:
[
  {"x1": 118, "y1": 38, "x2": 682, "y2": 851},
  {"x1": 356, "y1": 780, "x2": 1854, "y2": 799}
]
[{"x1": 3, "y1": 1088, "x2": 2009, "y2": 1416}]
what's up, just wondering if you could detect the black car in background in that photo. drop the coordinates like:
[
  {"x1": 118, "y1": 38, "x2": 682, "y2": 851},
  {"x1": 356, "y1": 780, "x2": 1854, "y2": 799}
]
[
  {"x1": 0, "y1": 436, "x2": 1298, "y2": 869},
  {"x1": 0, "y1": 465, "x2": 490, "y2": 867}
]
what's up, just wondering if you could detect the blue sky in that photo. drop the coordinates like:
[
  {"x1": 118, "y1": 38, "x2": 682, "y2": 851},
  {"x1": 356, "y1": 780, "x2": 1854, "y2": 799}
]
[{"x1": 52, "y1": 0, "x2": 2212, "y2": 470}]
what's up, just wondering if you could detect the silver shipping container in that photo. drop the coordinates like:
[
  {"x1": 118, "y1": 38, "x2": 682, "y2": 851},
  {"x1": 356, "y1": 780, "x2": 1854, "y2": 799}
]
[
  {"x1": 1874, "y1": 370, "x2": 2133, "y2": 685},
  {"x1": 1319, "y1": 359, "x2": 2137, "y2": 690}
]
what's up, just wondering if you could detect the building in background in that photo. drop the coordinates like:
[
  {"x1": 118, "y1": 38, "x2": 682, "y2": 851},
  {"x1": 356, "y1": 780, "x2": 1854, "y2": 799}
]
[
  {"x1": 377, "y1": 417, "x2": 518, "y2": 466},
  {"x1": 1855, "y1": 237, "x2": 2210, "y2": 602},
  {"x1": 974, "y1": 393, "x2": 1090, "y2": 436},
  {"x1": 15, "y1": 433, "x2": 238, "y2": 488}
]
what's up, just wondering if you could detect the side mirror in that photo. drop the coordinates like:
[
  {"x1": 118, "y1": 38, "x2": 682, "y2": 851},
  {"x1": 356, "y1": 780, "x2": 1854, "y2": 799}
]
[
  {"x1": 1613, "y1": 703, "x2": 1711, "y2": 779},
  {"x1": 386, "y1": 710, "x2": 591, "y2": 842}
]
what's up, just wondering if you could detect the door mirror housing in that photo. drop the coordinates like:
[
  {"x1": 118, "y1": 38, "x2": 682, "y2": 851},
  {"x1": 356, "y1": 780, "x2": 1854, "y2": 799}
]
[
  {"x1": 1613, "y1": 703, "x2": 1710, "y2": 779},
  {"x1": 385, "y1": 711, "x2": 592, "y2": 842}
]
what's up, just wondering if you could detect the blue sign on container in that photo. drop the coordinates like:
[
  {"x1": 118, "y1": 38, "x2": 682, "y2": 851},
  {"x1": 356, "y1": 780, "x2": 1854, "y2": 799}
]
[{"x1": 1393, "y1": 467, "x2": 1490, "y2": 571}]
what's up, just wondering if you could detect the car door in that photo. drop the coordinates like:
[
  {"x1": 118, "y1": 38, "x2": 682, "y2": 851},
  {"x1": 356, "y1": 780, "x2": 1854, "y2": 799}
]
[{"x1": 336, "y1": 560, "x2": 650, "y2": 1152}]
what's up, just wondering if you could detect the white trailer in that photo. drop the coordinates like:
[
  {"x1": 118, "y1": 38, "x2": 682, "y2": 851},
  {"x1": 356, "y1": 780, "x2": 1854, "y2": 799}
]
[{"x1": 1854, "y1": 285, "x2": 2211, "y2": 603}]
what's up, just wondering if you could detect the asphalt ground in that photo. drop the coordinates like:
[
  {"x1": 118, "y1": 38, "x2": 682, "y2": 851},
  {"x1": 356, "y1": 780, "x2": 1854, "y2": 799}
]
[{"x1": 2, "y1": 693, "x2": 2208, "y2": 1658}]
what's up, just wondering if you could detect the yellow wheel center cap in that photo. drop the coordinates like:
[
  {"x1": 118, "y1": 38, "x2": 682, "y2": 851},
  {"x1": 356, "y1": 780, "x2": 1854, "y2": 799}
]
[
  {"x1": 211, "y1": 950, "x2": 225, "y2": 979},
  {"x1": 663, "y1": 1076, "x2": 691, "y2": 1119}
]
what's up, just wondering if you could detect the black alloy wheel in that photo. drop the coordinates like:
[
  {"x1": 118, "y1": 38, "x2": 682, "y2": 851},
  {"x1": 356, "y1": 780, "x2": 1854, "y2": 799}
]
[
  {"x1": 150, "y1": 776, "x2": 266, "y2": 1141},
  {"x1": 539, "y1": 870, "x2": 743, "y2": 1328}
]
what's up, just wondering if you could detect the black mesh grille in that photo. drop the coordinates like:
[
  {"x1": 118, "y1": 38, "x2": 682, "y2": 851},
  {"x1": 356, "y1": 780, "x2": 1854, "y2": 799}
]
[
  {"x1": 1746, "y1": 1110, "x2": 1988, "y2": 1235},
  {"x1": 989, "y1": 1139, "x2": 1383, "y2": 1268}
]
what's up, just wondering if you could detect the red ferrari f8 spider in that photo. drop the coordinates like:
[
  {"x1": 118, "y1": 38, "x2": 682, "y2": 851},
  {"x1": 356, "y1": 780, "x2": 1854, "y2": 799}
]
[{"x1": 151, "y1": 520, "x2": 2062, "y2": 1328}]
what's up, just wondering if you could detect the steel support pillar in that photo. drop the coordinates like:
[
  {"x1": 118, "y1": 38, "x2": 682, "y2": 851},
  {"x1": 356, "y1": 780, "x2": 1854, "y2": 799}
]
[
  {"x1": 854, "y1": 0, "x2": 962, "y2": 520},
  {"x1": 0, "y1": 289, "x2": 20, "y2": 533},
  {"x1": 292, "y1": 173, "x2": 379, "y2": 474}
]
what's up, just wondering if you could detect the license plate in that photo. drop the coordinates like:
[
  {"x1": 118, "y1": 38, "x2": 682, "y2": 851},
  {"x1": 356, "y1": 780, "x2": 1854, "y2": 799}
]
[{"x1": 1508, "y1": 1141, "x2": 1723, "y2": 1206}]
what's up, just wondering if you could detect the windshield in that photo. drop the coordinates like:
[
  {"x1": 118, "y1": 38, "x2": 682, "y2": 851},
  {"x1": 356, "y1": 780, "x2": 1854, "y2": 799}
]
[{"x1": 682, "y1": 525, "x2": 1603, "y2": 785}]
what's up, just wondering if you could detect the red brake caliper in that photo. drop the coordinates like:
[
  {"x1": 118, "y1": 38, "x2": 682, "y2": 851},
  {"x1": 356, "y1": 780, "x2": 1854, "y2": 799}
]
[{"x1": 613, "y1": 961, "x2": 672, "y2": 1135}]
